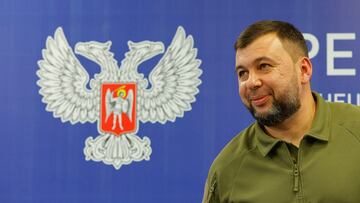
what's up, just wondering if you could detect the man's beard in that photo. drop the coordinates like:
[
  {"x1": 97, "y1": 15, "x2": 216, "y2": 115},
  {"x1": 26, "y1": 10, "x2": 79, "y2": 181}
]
[{"x1": 247, "y1": 91, "x2": 301, "y2": 127}]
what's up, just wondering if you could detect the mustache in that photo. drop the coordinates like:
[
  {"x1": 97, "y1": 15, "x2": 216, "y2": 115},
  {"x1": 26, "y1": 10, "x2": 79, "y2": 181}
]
[{"x1": 247, "y1": 89, "x2": 273, "y2": 101}]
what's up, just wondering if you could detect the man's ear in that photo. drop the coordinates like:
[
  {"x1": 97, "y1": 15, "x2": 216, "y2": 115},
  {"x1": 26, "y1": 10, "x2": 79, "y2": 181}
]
[{"x1": 299, "y1": 57, "x2": 312, "y2": 84}]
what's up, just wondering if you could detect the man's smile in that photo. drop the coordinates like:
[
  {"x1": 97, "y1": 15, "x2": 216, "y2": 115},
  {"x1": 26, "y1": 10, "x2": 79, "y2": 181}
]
[{"x1": 250, "y1": 95, "x2": 270, "y2": 107}]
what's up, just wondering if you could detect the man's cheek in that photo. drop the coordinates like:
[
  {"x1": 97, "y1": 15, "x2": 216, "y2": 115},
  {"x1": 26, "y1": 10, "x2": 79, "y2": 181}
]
[{"x1": 240, "y1": 96, "x2": 250, "y2": 107}]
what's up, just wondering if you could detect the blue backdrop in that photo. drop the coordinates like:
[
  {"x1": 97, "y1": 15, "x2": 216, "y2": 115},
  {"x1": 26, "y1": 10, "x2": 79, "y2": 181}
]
[{"x1": 1, "y1": 0, "x2": 360, "y2": 202}]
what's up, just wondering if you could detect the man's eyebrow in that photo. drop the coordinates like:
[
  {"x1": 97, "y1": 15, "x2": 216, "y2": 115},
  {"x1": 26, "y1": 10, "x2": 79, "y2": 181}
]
[
  {"x1": 235, "y1": 56, "x2": 275, "y2": 71},
  {"x1": 235, "y1": 64, "x2": 245, "y2": 71},
  {"x1": 253, "y1": 56, "x2": 274, "y2": 64}
]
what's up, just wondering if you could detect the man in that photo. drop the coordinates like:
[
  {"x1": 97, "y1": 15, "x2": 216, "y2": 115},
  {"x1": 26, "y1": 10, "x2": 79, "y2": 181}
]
[{"x1": 202, "y1": 20, "x2": 360, "y2": 203}]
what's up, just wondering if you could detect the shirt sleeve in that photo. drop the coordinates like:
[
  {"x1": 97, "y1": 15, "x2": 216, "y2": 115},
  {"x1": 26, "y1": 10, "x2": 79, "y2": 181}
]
[{"x1": 202, "y1": 173, "x2": 220, "y2": 203}]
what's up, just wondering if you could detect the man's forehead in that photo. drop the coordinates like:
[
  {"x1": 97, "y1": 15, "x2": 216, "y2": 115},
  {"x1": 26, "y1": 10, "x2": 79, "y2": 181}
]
[
  {"x1": 236, "y1": 33, "x2": 284, "y2": 57},
  {"x1": 235, "y1": 33, "x2": 287, "y2": 66}
]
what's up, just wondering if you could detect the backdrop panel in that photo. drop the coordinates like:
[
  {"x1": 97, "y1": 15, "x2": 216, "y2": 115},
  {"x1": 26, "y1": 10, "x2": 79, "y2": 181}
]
[{"x1": 0, "y1": 0, "x2": 359, "y2": 202}]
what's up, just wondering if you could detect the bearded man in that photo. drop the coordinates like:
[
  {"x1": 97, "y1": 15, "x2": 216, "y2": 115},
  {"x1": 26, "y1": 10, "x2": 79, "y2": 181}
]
[{"x1": 202, "y1": 20, "x2": 360, "y2": 203}]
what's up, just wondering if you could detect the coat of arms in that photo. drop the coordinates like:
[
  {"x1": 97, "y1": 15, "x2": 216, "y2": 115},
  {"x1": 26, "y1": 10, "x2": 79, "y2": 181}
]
[{"x1": 37, "y1": 26, "x2": 202, "y2": 169}]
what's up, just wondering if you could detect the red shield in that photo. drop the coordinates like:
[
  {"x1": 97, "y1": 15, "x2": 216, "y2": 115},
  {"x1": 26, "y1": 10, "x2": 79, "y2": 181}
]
[{"x1": 100, "y1": 83, "x2": 137, "y2": 136}]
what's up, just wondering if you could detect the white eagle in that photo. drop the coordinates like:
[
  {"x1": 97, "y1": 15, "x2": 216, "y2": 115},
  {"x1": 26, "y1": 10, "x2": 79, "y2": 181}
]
[{"x1": 37, "y1": 26, "x2": 202, "y2": 169}]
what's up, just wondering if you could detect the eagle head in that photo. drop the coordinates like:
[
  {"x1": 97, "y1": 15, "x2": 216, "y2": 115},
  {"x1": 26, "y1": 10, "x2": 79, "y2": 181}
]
[
  {"x1": 127, "y1": 40, "x2": 164, "y2": 64},
  {"x1": 75, "y1": 41, "x2": 113, "y2": 66}
]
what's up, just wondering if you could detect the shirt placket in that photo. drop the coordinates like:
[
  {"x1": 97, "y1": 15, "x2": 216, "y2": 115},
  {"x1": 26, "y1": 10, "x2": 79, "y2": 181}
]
[{"x1": 285, "y1": 142, "x2": 306, "y2": 202}]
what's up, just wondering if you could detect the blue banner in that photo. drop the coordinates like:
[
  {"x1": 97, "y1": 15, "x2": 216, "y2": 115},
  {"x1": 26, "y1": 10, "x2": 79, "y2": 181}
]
[{"x1": 1, "y1": 0, "x2": 359, "y2": 202}]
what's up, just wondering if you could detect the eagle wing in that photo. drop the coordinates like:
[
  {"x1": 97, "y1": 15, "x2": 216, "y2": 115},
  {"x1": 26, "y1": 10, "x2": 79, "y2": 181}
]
[
  {"x1": 37, "y1": 27, "x2": 100, "y2": 124},
  {"x1": 138, "y1": 26, "x2": 202, "y2": 124}
]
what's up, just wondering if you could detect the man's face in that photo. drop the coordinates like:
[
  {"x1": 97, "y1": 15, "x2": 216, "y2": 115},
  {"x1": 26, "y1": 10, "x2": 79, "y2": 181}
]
[{"x1": 235, "y1": 33, "x2": 301, "y2": 126}]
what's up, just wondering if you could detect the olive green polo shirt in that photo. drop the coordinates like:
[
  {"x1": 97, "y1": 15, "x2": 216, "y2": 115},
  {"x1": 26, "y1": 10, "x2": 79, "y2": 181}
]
[{"x1": 203, "y1": 93, "x2": 360, "y2": 203}]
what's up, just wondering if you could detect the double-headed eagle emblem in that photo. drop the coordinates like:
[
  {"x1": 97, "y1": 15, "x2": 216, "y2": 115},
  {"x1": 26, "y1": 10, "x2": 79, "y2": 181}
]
[{"x1": 37, "y1": 26, "x2": 202, "y2": 169}]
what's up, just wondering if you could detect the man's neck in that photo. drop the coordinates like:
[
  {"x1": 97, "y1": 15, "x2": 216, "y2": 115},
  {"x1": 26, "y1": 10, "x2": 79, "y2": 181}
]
[{"x1": 264, "y1": 92, "x2": 316, "y2": 148}]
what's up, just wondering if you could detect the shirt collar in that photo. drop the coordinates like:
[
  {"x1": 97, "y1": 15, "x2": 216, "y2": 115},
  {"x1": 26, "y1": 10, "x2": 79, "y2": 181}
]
[
  {"x1": 306, "y1": 92, "x2": 331, "y2": 142},
  {"x1": 255, "y1": 92, "x2": 330, "y2": 157},
  {"x1": 254, "y1": 122, "x2": 282, "y2": 157}
]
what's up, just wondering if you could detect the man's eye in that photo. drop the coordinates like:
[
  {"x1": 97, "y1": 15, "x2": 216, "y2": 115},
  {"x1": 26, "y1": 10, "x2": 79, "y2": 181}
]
[
  {"x1": 259, "y1": 63, "x2": 270, "y2": 69},
  {"x1": 238, "y1": 70, "x2": 248, "y2": 80}
]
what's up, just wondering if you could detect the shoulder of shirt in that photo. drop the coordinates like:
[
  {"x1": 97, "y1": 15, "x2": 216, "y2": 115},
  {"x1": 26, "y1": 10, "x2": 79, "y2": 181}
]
[
  {"x1": 207, "y1": 123, "x2": 257, "y2": 179},
  {"x1": 327, "y1": 101, "x2": 360, "y2": 123},
  {"x1": 327, "y1": 101, "x2": 360, "y2": 140}
]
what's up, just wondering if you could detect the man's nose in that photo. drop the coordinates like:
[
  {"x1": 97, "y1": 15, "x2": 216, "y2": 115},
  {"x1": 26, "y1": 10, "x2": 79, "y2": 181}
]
[{"x1": 246, "y1": 72, "x2": 262, "y2": 89}]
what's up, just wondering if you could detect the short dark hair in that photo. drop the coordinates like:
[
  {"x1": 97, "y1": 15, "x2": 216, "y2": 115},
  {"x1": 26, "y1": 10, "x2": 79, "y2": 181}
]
[{"x1": 234, "y1": 20, "x2": 308, "y2": 60}]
